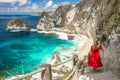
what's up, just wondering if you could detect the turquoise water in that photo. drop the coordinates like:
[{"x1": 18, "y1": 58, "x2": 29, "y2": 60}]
[
  {"x1": 0, "y1": 15, "x2": 74, "y2": 76},
  {"x1": 0, "y1": 31, "x2": 74, "y2": 76}
]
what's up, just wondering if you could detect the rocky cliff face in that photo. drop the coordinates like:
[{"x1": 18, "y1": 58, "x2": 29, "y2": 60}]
[
  {"x1": 37, "y1": 11, "x2": 54, "y2": 31},
  {"x1": 7, "y1": 18, "x2": 29, "y2": 31},
  {"x1": 54, "y1": 0, "x2": 116, "y2": 38},
  {"x1": 102, "y1": 26, "x2": 120, "y2": 78},
  {"x1": 100, "y1": 0, "x2": 120, "y2": 78},
  {"x1": 54, "y1": 0, "x2": 120, "y2": 78},
  {"x1": 53, "y1": 5, "x2": 73, "y2": 26}
]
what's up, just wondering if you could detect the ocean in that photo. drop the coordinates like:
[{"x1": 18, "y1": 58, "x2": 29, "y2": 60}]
[{"x1": 0, "y1": 15, "x2": 75, "y2": 76}]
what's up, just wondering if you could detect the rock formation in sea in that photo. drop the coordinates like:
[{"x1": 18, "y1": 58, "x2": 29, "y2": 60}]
[
  {"x1": 53, "y1": 0, "x2": 120, "y2": 79},
  {"x1": 7, "y1": 18, "x2": 29, "y2": 31},
  {"x1": 37, "y1": 11, "x2": 54, "y2": 31}
]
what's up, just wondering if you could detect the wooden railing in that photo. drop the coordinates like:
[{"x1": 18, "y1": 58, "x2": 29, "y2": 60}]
[
  {"x1": 14, "y1": 68, "x2": 45, "y2": 80},
  {"x1": 13, "y1": 55, "x2": 78, "y2": 80},
  {"x1": 51, "y1": 58, "x2": 73, "y2": 67}
]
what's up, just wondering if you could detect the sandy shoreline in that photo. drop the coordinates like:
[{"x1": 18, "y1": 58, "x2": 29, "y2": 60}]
[{"x1": 77, "y1": 34, "x2": 93, "y2": 60}]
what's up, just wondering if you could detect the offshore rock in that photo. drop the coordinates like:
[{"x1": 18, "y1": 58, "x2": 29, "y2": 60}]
[{"x1": 7, "y1": 18, "x2": 29, "y2": 31}]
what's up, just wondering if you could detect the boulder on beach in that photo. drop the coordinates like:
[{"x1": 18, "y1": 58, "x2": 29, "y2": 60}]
[
  {"x1": 51, "y1": 52, "x2": 61, "y2": 65},
  {"x1": 59, "y1": 65, "x2": 68, "y2": 73},
  {"x1": 7, "y1": 18, "x2": 30, "y2": 31}
]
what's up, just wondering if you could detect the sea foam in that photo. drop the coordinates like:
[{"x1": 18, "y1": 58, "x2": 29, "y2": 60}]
[
  {"x1": 30, "y1": 28, "x2": 37, "y2": 32},
  {"x1": 37, "y1": 30, "x2": 68, "y2": 40}
]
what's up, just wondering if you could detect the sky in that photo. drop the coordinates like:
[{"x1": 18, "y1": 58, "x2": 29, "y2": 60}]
[{"x1": 0, "y1": 0, "x2": 80, "y2": 14}]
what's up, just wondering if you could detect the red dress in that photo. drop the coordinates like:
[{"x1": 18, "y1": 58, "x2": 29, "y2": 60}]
[{"x1": 88, "y1": 44, "x2": 103, "y2": 68}]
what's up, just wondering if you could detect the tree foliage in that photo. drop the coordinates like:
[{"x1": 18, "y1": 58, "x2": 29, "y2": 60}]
[{"x1": 8, "y1": 18, "x2": 26, "y2": 26}]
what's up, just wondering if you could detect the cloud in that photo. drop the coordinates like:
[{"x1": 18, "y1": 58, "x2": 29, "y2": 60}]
[
  {"x1": 52, "y1": 4, "x2": 58, "y2": 9},
  {"x1": 61, "y1": 1, "x2": 70, "y2": 5},
  {"x1": 1, "y1": 6, "x2": 18, "y2": 12},
  {"x1": 0, "y1": 0, "x2": 71, "y2": 13},
  {"x1": 44, "y1": 1, "x2": 70, "y2": 11},
  {"x1": 21, "y1": 3, "x2": 42, "y2": 12},
  {"x1": 0, "y1": 3, "x2": 41, "y2": 12},
  {"x1": 19, "y1": 0, "x2": 28, "y2": 6},
  {"x1": 28, "y1": 0, "x2": 32, "y2": 4},
  {"x1": 13, "y1": 7, "x2": 18, "y2": 10},
  {"x1": 45, "y1": 0, "x2": 53, "y2": 8},
  {"x1": 44, "y1": 0, "x2": 59, "y2": 11},
  {"x1": 0, "y1": 0, "x2": 28, "y2": 6},
  {"x1": 0, "y1": 0, "x2": 16, "y2": 3},
  {"x1": 31, "y1": 3, "x2": 40, "y2": 11}
]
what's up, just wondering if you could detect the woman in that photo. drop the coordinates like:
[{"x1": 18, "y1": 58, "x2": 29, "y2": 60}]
[{"x1": 88, "y1": 39, "x2": 103, "y2": 69}]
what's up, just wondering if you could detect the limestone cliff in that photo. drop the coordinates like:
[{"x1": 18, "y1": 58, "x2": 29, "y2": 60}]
[
  {"x1": 54, "y1": 0, "x2": 117, "y2": 38},
  {"x1": 7, "y1": 18, "x2": 29, "y2": 31},
  {"x1": 53, "y1": 0, "x2": 120, "y2": 79},
  {"x1": 102, "y1": 25, "x2": 120, "y2": 78},
  {"x1": 37, "y1": 11, "x2": 54, "y2": 31},
  {"x1": 100, "y1": 0, "x2": 120, "y2": 78},
  {"x1": 53, "y1": 4, "x2": 73, "y2": 27}
]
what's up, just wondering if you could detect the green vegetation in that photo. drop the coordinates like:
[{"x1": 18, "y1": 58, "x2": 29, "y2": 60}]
[
  {"x1": 78, "y1": 61, "x2": 83, "y2": 69},
  {"x1": 41, "y1": 11, "x2": 50, "y2": 19},
  {"x1": 102, "y1": 1, "x2": 120, "y2": 37},
  {"x1": 8, "y1": 18, "x2": 28, "y2": 27},
  {"x1": 57, "y1": 70, "x2": 72, "y2": 80},
  {"x1": 74, "y1": 11, "x2": 89, "y2": 21},
  {"x1": 78, "y1": 56, "x2": 87, "y2": 70},
  {"x1": 103, "y1": 16, "x2": 116, "y2": 34},
  {"x1": 65, "y1": 22, "x2": 75, "y2": 32}
]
